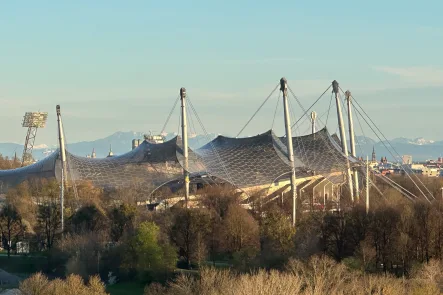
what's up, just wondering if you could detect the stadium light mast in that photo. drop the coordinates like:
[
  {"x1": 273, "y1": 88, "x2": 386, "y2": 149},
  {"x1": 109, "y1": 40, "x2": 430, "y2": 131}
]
[
  {"x1": 180, "y1": 87, "x2": 189, "y2": 208},
  {"x1": 345, "y1": 90, "x2": 360, "y2": 201},
  {"x1": 21, "y1": 111, "x2": 48, "y2": 165},
  {"x1": 56, "y1": 105, "x2": 66, "y2": 233},
  {"x1": 332, "y1": 80, "x2": 354, "y2": 202},
  {"x1": 310, "y1": 111, "x2": 317, "y2": 134},
  {"x1": 281, "y1": 77, "x2": 297, "y2": 226}
]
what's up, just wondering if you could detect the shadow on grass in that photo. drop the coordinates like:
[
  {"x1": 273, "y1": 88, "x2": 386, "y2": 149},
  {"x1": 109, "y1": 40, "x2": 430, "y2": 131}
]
[{"x1": 106, "y1": 282, "x2": 146, "y2": 295}]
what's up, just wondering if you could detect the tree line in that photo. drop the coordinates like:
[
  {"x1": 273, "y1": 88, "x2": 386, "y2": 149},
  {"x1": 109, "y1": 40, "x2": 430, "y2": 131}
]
[
  {"x1": 1, "y1": 175, "x2": 443, "y2": 293},
  {"x1": 0, "y1": 153, "x2": 22, "y2": 170}
]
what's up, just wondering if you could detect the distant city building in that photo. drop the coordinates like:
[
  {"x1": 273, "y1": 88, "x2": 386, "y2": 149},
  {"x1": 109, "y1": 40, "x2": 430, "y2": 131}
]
[
  {"x1": 107, "y1": 145, "x2": 114, "y2": 158},
  {"x1": 367, "y1": 146, "x2": 379, "y2": 167},
  {"x1": 91, "y1": 148, "x2": 96, "y2": 158},
  {"x1": 87, "y1": 148, "x2": 97, "y2": 158},
  {"x1": 144, "y1": 134, "x2": 165, "y2": 144},
  {"x1": 132, "y1": 139, "x2": 141, "y2": 150},
  {"x1": 422, "y1": 166, "x2": 439, "y2": 177},
  {"x1": 402, "y1": 155, "x2": 412, "y2": 165}
]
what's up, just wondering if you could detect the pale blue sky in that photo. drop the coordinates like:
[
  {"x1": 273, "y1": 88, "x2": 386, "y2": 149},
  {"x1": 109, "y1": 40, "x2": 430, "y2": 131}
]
[{"x1": 1, "y1": 0, "x2": 443, "y2": 146}]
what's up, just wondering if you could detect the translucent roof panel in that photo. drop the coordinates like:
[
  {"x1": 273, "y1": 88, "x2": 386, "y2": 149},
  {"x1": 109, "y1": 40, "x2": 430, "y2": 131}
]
[
  {"x1": 0, "y1": 127, "x2": 359, "y2": 194},
  {"x1": 0, "y1": 151, "x2": 58, "y2": 193},
  {"x1": 195, "y1": 130, "x2": 302, "y2": 189}
]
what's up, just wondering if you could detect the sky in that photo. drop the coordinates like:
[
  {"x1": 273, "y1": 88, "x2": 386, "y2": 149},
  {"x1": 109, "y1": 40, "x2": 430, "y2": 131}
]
[{"x1": 1, "y1": 0, "x2": 443, "y2": 147}]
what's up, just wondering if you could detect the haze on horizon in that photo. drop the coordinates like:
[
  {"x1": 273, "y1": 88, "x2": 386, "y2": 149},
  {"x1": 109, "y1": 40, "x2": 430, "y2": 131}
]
[{"x1": 1, "y1": 1, "x2": 443, "y2": 146}]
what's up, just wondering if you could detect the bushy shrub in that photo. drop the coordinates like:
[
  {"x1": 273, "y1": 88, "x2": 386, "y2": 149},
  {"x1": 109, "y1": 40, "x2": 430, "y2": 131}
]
[
  {"x1": 143, "y1": 256, "x2": 443, "y2": 295},
  {"x1": 19, "y1": 272, "x2": 108, "y2": 295}
]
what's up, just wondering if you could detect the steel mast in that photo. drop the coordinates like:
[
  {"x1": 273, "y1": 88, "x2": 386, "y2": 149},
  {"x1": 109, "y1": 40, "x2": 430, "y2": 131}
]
[
  {"x1": 56, "y1": 105, "x2": 67, "y2": 232},
  {"x1": 180, "y1": 87, "x2": 189, "y2": 208},
  {"x1": 345, "y1": 90, "x2": 360, "y2": 201},
  {"x1": 366, "y1": 156, "x2": 370, "y2": 214},
  {"x1": 311, "y1": 111, "x2": 317, "y2": 134},
  {"x1": 332, "y1": 81, "x2": 354, "y2": 202},
  {"x1": 281, "y1": 78, "x2": 297, "y2": 226}
]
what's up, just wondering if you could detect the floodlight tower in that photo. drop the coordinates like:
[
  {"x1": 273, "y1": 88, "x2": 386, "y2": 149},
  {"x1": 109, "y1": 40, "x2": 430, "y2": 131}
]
[
  {"x1": 21, "y1": 112, "x2": 48, "y2": 165},
  {"x1": 281, "y1": 78, "x2": 297, "y2": 226},
  {"x1": 332, "y1": 80, "x2": 354, "y2": 202},
  {"x1": 180, "y1": 87, "x2": 189, "y2": 208},
  {"x1": 345, "y1": 90, "x2": 360, "y2": 200}
]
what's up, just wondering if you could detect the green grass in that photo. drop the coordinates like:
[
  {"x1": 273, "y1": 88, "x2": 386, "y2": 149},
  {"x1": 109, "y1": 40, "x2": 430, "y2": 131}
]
[
  {"x1": 202, "y1": 261, "x2": 232, "y2": 269},
  {"x1": 0, "y1": 283, "x2": 19, "y2": 291},
  {"x1": 107, "y1": 282, "x2": 145, "y2": 295},
  {"x1": 0, "y1": 255, "x2": 47, "y2": 274}
]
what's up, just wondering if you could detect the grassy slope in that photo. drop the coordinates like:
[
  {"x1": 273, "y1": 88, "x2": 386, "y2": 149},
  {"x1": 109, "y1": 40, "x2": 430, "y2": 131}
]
[{"x1": 106, "y1": 282, "x2": 145, "y2": 295}]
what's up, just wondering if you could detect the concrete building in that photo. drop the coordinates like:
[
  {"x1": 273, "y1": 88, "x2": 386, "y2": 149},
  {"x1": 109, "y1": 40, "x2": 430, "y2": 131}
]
[
  {"x1": 402, "y1": 155, "x2": 412, "y2": 165},
  {"x1": 422, "y1": 167, "x2": 439, "y2": 177},
  {"x1": 132, "y1": 139, "x2": 142, "y2": 150}
]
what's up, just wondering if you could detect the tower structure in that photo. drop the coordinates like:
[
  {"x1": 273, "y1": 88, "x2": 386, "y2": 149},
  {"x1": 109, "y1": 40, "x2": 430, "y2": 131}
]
[
  {"x1": 280, "y1": 78, "x2": 297, "y2": 226},
  {"x1": 366, "y1": 155, "x2": 369, "y2": 214},
  {"x1": 21, "y1": 112, "x2": 48, "y2": 165},
  {"x1": 107, "y1": 145, "x2": 114, "y2": 157},
  {"x1": 56, "y1": 105, "x2": 66, "y2": 233},
  {"x1": 91, "y1": 148, "x2": 96, "y2": 159},
  {"x1": 180, "y1": 87, "x2": 190, "y2": 208},
  {"x1": 345, "y1": 90, "x2": 359, "y2": 200},
  {"x1": 332, "y1": 80, "x2": 354, "y2": 202},
  {"x1": 310, "y1": 111, "x2": 317, "y2": 134},
  {"x1": 372, "y1": 146, "x2": 376, "y2": 163}
]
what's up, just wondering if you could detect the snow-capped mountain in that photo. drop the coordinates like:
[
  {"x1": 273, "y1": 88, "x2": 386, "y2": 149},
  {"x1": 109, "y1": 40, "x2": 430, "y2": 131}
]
[
  {"x1": 0, "y1": 132, "x2": 442, "y2": 162},
  {"x1": 391, "y1": 137, "x2": 435, "y2": 145},
  {"x1": 0, "y1": 131, "x2": 218, "y2": 160},
  {"x1": 355, "y1": 135, "x2": 377, "y2": 146}
]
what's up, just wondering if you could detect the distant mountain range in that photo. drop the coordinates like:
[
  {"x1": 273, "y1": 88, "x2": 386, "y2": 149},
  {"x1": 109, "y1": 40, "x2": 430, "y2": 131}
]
[
  {"x1": 1, "y1": 131, "x2": 443, "y2": 162},
  {"x1": 0, "y1": 131, "x2": 218, "y2": 160},
  {"x1": 354, "y1": 135, "x2": 443, "y2": 162}
]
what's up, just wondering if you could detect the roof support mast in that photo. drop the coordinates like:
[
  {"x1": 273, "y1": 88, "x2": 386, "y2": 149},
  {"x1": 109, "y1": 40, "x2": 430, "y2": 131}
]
[
  {"x1": 332, "y1": 81, "x2": 354, "y2": 202},
  {"x1": 281, "y1": 78, "x2": 297, "y2": 226},
  {"x1": 56, "y1": 105, "x2": 66, "y2": 233},
  {"x1": 366, "y1": 155, "x2": 369, "y2": 214},
  {"x1": 180, "y1": 87, "x2": 189, "y2": 209},
  {"x1": 311, "y1": 111, "x2": 317, "y2": 134},
  {"x1": 345, "y1": 90, "x2": 360, "y2": 201}
]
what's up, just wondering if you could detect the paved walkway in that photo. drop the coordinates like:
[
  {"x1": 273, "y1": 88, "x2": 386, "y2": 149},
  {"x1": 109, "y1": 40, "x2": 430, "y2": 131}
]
[{"x1": 0, "y1": 289, "x2": 20, "y2": 295}]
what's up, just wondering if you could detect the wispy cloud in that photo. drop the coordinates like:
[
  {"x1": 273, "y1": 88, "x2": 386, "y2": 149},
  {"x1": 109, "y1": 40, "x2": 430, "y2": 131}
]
[{"x1": 372, "y1": 66, "x2": 443, "y2": 87}]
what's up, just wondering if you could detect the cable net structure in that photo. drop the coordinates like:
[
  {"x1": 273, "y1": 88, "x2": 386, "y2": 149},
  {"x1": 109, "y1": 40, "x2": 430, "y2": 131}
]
[
  {"x1": 288, "y1": 127, "x2": 360, "y2": 185},
  {"x1": 195, "y1": 130, "x2": 295, "y2": 189},
  {"x1": 0, "y1": 136, "x2": 205, "y2": 195},
  {"x1": 0, "y1": 151, "x2": 58, "y2": 193},
  {"x1": 5, "y1": 79, "x2": 429, "y2": 204},
  {"x1": 0, "y1": 127, "x2": 358, "y2": 197}
]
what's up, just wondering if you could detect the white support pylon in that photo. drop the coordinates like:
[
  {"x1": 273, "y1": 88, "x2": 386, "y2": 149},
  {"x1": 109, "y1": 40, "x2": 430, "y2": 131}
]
[
  {"x1": 311, "y1": 111, "x2": 317, "y2": 134},
  {"x1": 332, "y1": 81, "x2": 354, "y2": 202},
  {"x1": 345, "y1": 90, "x2": 360, "y2": 201},
  {"x1": 56, "y1": 105, "x2": 66, "y2": 233},
  {"x1": 180, "y1": 88, "x2": 189, "y2": 208},
  {"x1": 281, "y1": 78, "x2": 297, "y2": 226},
  {"x1": 366, "y1": 156, "x2": 370, "y2": 214}
]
